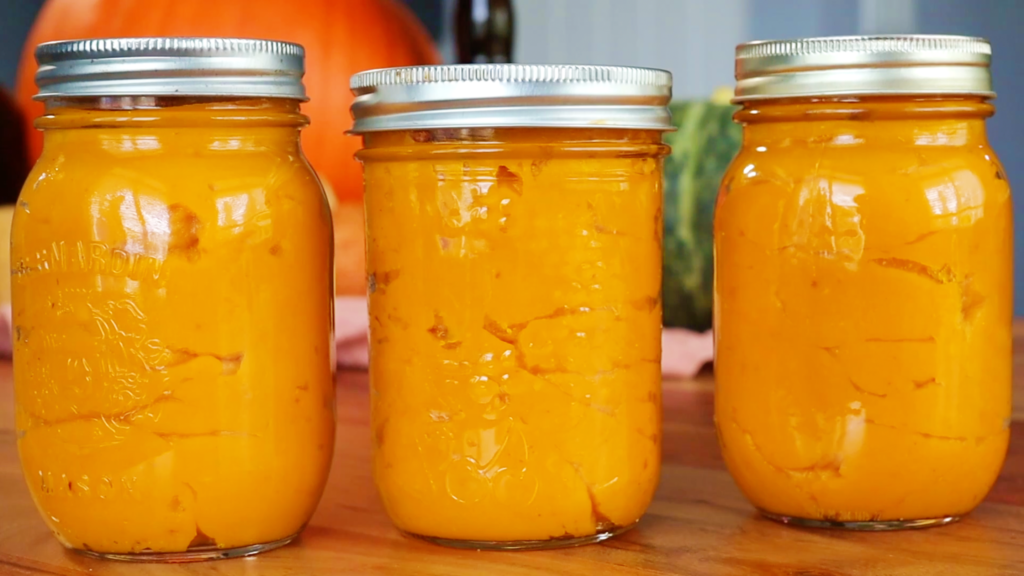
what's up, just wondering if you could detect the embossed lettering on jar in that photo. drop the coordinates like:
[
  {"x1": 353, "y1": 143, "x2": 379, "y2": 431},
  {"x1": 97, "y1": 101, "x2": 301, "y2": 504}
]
[
  {"x1": 351, "y1": 65, "x2": 673, "y2": 548},
  {"x1": 715, "y1": 35, "x2": 1012, "y2": 529},
  {"x1": 12, "y1": 38, "x2": 335, "y2": 560}
]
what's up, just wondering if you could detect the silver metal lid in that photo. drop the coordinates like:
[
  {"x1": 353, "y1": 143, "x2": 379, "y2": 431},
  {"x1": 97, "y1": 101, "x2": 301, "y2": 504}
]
[
  {"x1": 734, "y1": 35, "x2": 993, "y2": 101},
  {"x1": 349, "y1": 64, "x2": 673, "y2": 133},
  {"x1": 34, "y1": 37, "x2": 306, "y2": 100}
]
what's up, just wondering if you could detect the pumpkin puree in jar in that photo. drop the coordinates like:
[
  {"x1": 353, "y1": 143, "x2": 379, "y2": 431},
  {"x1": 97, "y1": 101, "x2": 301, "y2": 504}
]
[
  {"x1": 714, "y1": 98, "x2": 1012, "y2": 523},
  {"x1": 361, "y1": 128, "x2": 664, "y2": 543},
  {"x1": 13, "y1": 99, "x2": 335, "y2": 554}
]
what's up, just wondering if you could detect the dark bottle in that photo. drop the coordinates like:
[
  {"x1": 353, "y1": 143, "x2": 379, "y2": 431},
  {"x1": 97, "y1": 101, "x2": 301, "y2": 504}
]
[
  {"x1": 455, "y1": 0, "x2": 514, "y2": 64},
  {"x1": 0, "y1": 90, "x2": 28, "y2": 205}
]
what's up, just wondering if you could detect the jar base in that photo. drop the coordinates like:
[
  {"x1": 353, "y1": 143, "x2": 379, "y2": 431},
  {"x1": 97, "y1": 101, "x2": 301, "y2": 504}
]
[
  {"x1": 72, "y1": 533, "x2": 298, "y2": 562},
  {"x1": 758, "y1": 510, "x2": 960, "y2": 531},
  {"x1": 403, "y1": 522, "x2": 636, "y2": 550}
]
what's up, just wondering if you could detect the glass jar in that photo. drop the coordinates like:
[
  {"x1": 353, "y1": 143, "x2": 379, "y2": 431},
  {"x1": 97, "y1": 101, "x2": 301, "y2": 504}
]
[
  {"x1": 350, "y1": 65, "x2": 673, "y2": 548},
  {"x1": 13, "y1": 39, "x2": 335, "y2": 560},
  {"x1": 715, "y1": 36, "x2": 1012, "y2": 529}
]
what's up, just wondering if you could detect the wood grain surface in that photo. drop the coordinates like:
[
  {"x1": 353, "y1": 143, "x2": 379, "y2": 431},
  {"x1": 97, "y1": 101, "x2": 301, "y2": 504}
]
[{"x1": 3, "y1": 324, "x2": 1024, "y2": 575}]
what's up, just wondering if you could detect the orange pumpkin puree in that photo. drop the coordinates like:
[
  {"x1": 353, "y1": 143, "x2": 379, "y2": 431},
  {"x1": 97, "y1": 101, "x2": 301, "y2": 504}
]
[
  {"x1": 12, "y1": 98, "x2": 335, "y2": 554},
  {"x1": 714, "y1": 97, "x2": 1012, "y2": 523},
  {"x1": 360, "y1": 128, "x2": 665, "y2": 543}
]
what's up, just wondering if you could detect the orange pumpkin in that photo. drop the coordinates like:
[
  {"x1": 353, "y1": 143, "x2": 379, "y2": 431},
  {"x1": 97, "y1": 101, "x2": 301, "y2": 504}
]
[{"x1": 14, "y1": 0, "x2": 441, "y2": 204}]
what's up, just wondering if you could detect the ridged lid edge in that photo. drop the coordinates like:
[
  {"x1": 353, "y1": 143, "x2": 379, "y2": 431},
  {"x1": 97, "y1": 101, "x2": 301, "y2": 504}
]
[
  {"x1": 734, "y1": 34, "x2": 993, "y2": 101},
  {"x1": 351, "y1": 64, "x2": 672, "y2": 91},
  {"x1": 736, "y1": 34, "x2": 990, "y2": 62},
  {"x1": 33, "y1": 37, "x2": 306, "y2": 101},
  {"x1": 36, "y1": 37, "x2": 304, "y2": 62}
]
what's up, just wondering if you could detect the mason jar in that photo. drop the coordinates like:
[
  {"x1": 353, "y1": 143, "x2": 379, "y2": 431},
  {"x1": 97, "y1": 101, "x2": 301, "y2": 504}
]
[
  {"x1": 13, "y1": 38, "x2": 335, "y2": 560},
  {"x1": 715, "y1": 35, "x2": 1012, "y2": 529},
  {"x1": 350, "y1": 64, "x2": 672, "y2": 548}
]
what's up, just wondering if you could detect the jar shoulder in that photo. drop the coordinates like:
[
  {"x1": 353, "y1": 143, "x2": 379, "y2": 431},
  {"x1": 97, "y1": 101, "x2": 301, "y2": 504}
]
[
  {"x1": 16, "y1": 146, "x2": 327, "y2": 220},
  {"x1": 715, "y1": 142, "x2": 1012, "y2": 253},
  {"x1": 13, "y1": 144, "x2": 330, "y2": 261},
  {"x1": 720, "y1": 142, "x2": 1011, "y2": 206}
]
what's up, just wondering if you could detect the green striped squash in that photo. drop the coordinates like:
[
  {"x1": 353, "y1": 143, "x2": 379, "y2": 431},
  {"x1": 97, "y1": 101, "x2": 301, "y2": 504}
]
[{"x1": 662, "y1": 97, "x2": 742, "y2": 330}]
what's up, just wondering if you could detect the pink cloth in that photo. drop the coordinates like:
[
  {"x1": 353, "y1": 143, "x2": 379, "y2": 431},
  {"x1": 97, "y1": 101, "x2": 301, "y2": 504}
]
[
  {"x1": 0, "y1": 298, "x2": 714, "y2": 379},
  {"x1": 660, "y1": 325, "x2": 715, "y2": 378},
  {"x1": 334, "y1": 296, "x2": 371, "y2": 368},
  {"x1": 0, "y1": 305, "x2": 10, "y2": 356}
]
